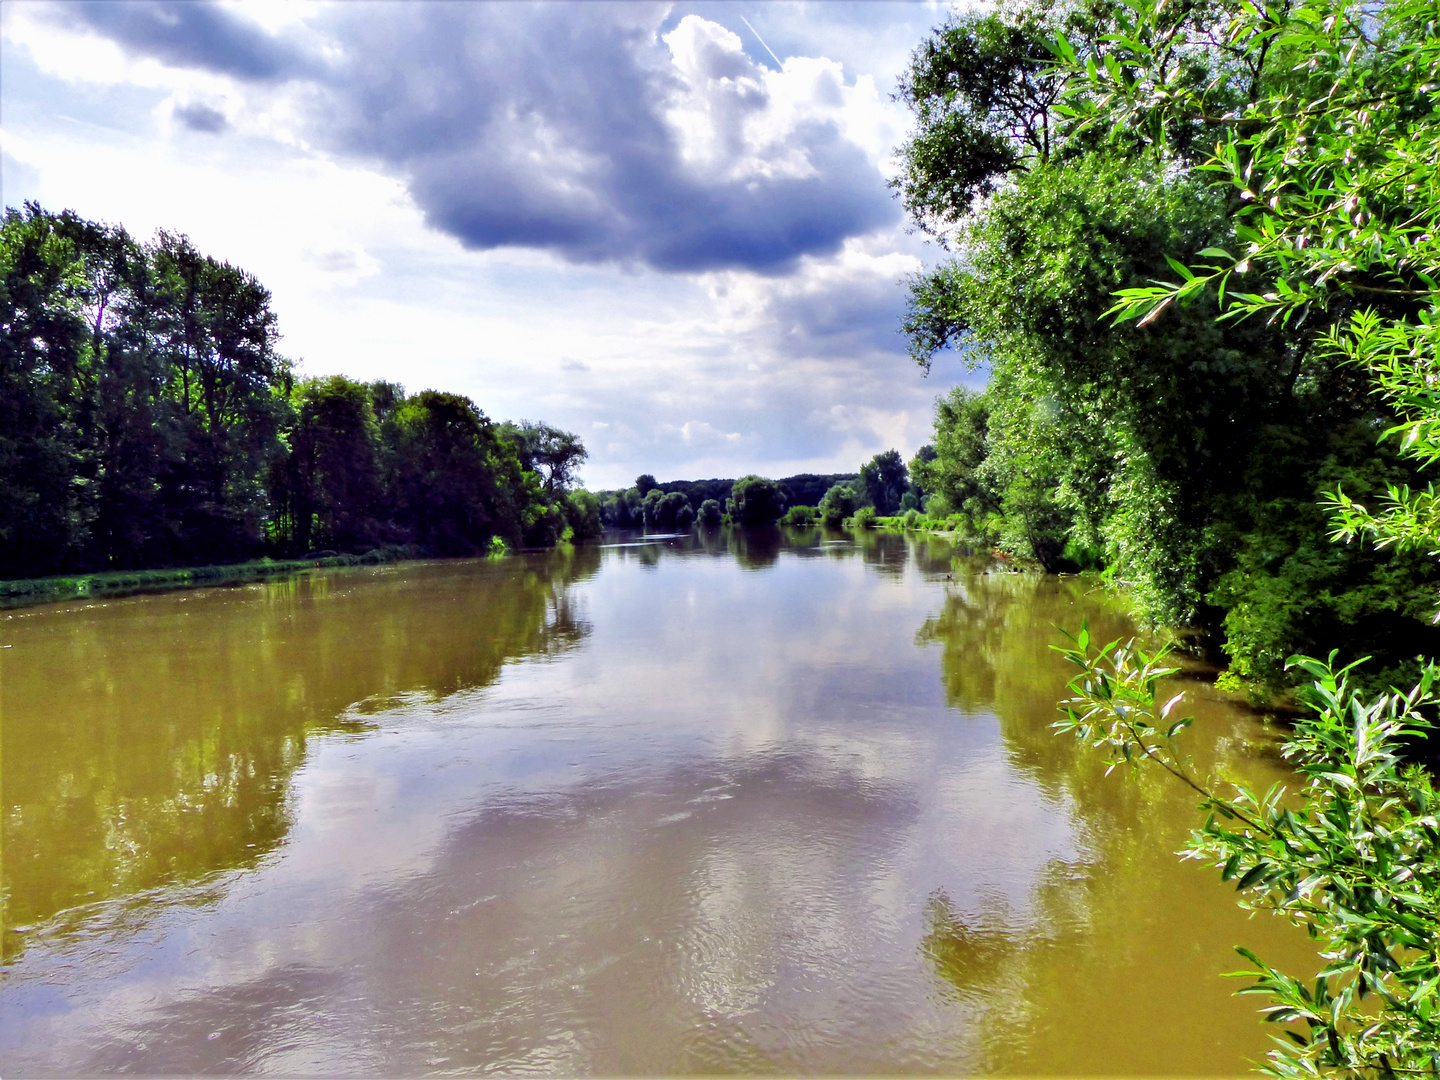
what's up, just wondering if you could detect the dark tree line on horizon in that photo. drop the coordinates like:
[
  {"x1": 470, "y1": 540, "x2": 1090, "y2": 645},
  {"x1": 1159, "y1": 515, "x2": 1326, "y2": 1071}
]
[
  {"x1": 597, "y1": 452, "x2": 922, "y2": 531},
  {"x1": 0, "y1": 204, "x2": 597, "y2": 580}
]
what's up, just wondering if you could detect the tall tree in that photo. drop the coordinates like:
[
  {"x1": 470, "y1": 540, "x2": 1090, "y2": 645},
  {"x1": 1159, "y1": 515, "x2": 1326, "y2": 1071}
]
[
  {"x1": 499, "y1": 421, "x2": 587, "y2": 495},
  {"x1": 287, "y1": 376, "x2": 383, "y2": 553},
  {"x1": 392, "y1": 391, "x2": 524, "y2": 554},
  {"x1": 0, "y1": 205, "x2": 92, "y2": 575},
  {"x1": 858, "y1": 449, "x2": 910, "y2": 516},
  {"x1": 895, "y1": 6, "x2": 1440, "y2": 679}
]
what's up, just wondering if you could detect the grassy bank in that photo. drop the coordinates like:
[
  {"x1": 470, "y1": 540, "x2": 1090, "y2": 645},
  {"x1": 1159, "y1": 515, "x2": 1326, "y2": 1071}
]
[{"x1": 0, "y1": 545, "x2": 429, "y2": 610}]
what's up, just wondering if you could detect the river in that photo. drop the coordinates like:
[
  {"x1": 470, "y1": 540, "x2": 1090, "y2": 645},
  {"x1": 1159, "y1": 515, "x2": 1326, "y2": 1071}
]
[{"x1": 1, "y1": 529, "x2": 1314, "y2": 1076}]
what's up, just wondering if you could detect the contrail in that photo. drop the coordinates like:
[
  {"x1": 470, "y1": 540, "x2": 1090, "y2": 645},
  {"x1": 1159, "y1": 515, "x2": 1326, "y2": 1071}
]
[{"x1": 737, "y1": 13, "x2": 783, "y2": 69}]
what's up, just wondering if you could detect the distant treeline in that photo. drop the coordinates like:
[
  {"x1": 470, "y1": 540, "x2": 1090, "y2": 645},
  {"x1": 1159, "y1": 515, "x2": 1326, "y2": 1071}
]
[
  {"x1": 599, "y1": 454, "x2": 921, "y2": 530},
  {"x1": 0, "y1": 204, "x2": 597, "y2": 579}
]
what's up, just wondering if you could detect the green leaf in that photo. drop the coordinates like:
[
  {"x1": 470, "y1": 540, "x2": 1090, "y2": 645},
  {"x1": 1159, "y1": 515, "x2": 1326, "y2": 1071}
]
[
  {"x1": 1164, "y1": 255, "x2": 1196, "y2": 282},
  {"x1": 1237, "y1": 862, "x2": 1270, "y2": 890}
]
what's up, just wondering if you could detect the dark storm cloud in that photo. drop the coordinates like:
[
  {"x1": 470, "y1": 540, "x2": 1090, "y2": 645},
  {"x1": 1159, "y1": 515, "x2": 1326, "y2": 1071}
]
[
  {"x1": 173, "y1": 101, "x2": 228, "y2": 133},
  {"x1": 65, "y1": 1, "x2": 898, "y2": 274},
  {"x1": 65, "y1": 1, "x2": 313, "y2": 82}
]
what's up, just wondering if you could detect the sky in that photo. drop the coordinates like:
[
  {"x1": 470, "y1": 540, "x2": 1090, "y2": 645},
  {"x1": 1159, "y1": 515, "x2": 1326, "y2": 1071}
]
[{"x1": 0, "y1": 0, "x2": 980, "y2": 489}]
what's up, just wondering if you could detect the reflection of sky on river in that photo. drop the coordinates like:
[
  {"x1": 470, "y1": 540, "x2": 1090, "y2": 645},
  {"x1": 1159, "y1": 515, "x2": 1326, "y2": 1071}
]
[{"x1": 1, "y1": 541, "x2": 1082, "y2": 1075}]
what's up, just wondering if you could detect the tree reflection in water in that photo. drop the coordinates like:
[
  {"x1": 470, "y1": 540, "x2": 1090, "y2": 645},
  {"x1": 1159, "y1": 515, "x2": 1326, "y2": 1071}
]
[{"x1": 2, "y1": 546, "x2": 599, "y2": 962}]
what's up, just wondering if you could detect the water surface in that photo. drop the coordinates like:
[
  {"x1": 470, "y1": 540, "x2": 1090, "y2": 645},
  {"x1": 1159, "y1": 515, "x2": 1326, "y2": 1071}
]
[{"x1": 2, "y1": 530, "x2": 1314, "y2": 1075}]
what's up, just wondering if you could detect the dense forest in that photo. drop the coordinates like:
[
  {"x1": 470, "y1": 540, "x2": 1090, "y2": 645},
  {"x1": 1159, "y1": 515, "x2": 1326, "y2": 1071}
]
[
  {"x1": 0, "y1": 204, "x2": 599, "y2": 580},
  {"x1": 891, "y1": 1, "x2": 1440, "y2": 692}
]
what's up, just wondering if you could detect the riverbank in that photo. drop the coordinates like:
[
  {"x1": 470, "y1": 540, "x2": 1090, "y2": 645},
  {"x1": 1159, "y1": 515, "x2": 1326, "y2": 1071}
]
[{"x1": 0, "y1": 545, "x2": 430, "y2": 610}]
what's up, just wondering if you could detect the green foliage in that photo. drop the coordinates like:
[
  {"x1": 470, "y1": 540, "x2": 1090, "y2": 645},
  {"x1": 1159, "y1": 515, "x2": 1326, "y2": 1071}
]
[
  {"x1": 597, "y1": 474, "x2": 855, "y2": 529},
  {"x1": 819, "y1": 482, "x2": 859, "y2": 527},
  {"x1": 392, "y1": 391, "x2": 525, "y2": 554},
  {"x1": 282, "y1": 375, "x2": 383, "y2": 554},
  {"x1": 1045, "y1": 6, "x2": 1440, "y2": 1070},
  {"x1": 650, "y1": 490, "x2": 692, "y2": 530},
  {"x1": 600, "y1": 486, "x2": 645, "y2": 528},
  {"x1": 897, "y1": 4, "x2": 1440, "y2": 677},
  {"x1": 892, "y1": 7, "x2": 1074, "y2": 239},
  {"x1": 563, "y1": 488, "x2": 603, "y2": 541},
  {"x1": 731, "y1": 475, "x2": 786, "y2": 525},
  {"x1": 858, "y1": 449, "x2": 910, "y2": 516},
  {"x1": 497, "y1": 420, "x2": 587, "y2": 495},
  {"x1": 782, "y1": 505, "x2": 818, "y2": 526},
  {"x1": 851, "y1": 505, "x2": 878, "y2": 530},
  {"x1": 1054, "y1": 0, "x2": 1440, "y2": 601},
  {"x1": 698, "y1": 498, "x2": 723, "y2": 527},
  {"x1": 1057, "y1": 629, "x2": 1440, "y2": 1078},
  {"x1": 0, "y1": 204, "x2": 288, "y2": 574},
  {"x1": 0, "y1": 204, "x2": 588, "y2": 573}
]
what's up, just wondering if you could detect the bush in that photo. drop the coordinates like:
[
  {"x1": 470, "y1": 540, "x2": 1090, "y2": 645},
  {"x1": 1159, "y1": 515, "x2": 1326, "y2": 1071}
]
[
  {"x1": 782, "y1": 505, "x2": 818, "y2": 526},
  {"x1": 697, "y1": 499, "x2": 723, "y2": 527},
  {"x1": 902, "y1": 508, "x2": 921, "y2": 530},
  {"x1": 852, "y1": 505, "x2": 878, "y2": 529},
  {"x1": 819, "y1": 482, "x2": 859, "y2": 527},
  {"x1": 564, "y1": 489, "x2": 604, "y2": 540}
]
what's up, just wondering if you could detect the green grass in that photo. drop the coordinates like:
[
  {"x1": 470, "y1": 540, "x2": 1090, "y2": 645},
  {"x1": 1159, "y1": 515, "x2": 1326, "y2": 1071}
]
[{"x1": 0, "y1": 545, "x2": 427, "y2": 609}]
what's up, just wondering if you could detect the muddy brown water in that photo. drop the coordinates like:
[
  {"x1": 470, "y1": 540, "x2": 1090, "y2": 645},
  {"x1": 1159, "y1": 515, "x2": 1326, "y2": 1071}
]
[{"x1": 1, "y1": 530, "x2": 1315, "y2": 1076}]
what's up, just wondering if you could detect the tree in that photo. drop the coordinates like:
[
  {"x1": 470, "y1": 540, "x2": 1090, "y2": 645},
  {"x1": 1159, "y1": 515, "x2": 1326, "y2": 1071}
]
[
  {"x1": 642, "y1": 489, "x2": 691, "y2": 530},
  {"x1": 601, "y1": 487, "x2": 644, "y2": 528},
  {"x1": 892, "y1": 8, "x2": 1075, "y2": 239},
  {"x1": 286, "y1": 376, "x2": 382, "y2": 553},
  {"x1": 0, "y1": 205, "x2": 588, "y2": 575},
  {"x1": 858, "y1": 449, "x2": 909, "y2": 516},
  {"x1": 150, "y1": 230, "x2": 287, "y2": 561},
  {"x1": 819, "y1": 482, "x2": 859, "y2": 527},
  {"x1": 698, "y1": 498, "x2": 723, "y2": 527},
  {"x1": 1046, "y1": 1, "x2": 1440, "y2": 1072},
  {"x1": 564, "y1": 488, "x2": 603, "y2": 541},
  {"x1": 635, "y1": 473, "x2": 658, "y2": 496},
  {"x1": 730, "y1": 475, "x2": 786, "y2": 525},
  {"x1": 895, "y1": 6, "x2": 1440, "y2": 677},
  {"x1": 911, "y1": 389, "x2": 997, "y2": 532},
  {"x1": 0, "y1": 205, "x2": 98, "y2": 576},
  {"x1": 640, "y1": 487, "x2": 666, "y2": 528},
  {"x1": 0, "y1": 205, "x2": 295, "y2": 573},
  {"x1": 1059, "y1": 0, "x2": 1440, "y2": 573},
  {"x1": 392, "y1": 391, "x2": 524, "y2": 554},
  {"x1": 499, "y1": 420, "x2": 587, "y2": 494}
]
